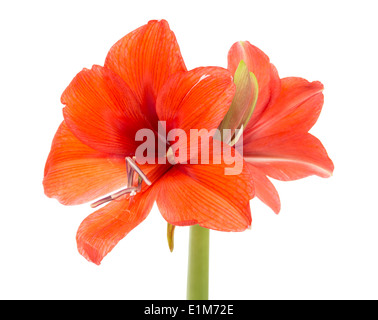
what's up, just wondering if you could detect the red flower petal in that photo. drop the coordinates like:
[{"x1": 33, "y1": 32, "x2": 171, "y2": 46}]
[
  {"x1": 246, "y1": 163, "x2": 281, "y2": 214},
  {"x1": 247, "y1": 77, "x2": 324, "y2": 141},
  {"x1": 43, "y1": 122, "x2": 127, "y2": 205},
  {"x1": 155, "y1": 143, "x2": 254, "y2": 231},
  {"x1": 155, "y1": 67, "x2": 235, "y2": 152},
  {"x1": 228, "y1": 41, "x2": 281, "y2": 129},
  {"x1": 105, "y1": 19, "x2": 187, "y2": 126},
  {"x1": 244, "y1": 132, "x2": 334, "y2": 181},
  {"x1": 76, "y1": 187, "x2": 157, "y2": 265},
  {"x1": 76, "y1": 163, "x2": 168, "y2": 265},
  {"x1": 62, "y1": 65, "x2": 150, "y2": 156}
]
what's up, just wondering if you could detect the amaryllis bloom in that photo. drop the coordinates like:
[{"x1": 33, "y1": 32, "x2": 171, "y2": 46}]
[
  {"x1": 224, "y1": 41, "x2": 334, "y2": 213},
  {"x1": 43, "y1": 20, "x2": 254, "y2": 265}
]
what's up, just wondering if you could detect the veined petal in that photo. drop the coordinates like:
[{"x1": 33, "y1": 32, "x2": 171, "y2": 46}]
[
  {"x1": 156, "y1": 67, "x2": 235, "y2": 153},
  {"x1": 227, "y1": 41, "x2": 281, "y2": 129},
  {"x1": 105, "y1": 19, "x2": 187, "y2": 126},
  {"x1": 247, "y1": 77, "x2": 324, "y2": 140},
  {"x1": 76, "y1": 186, "x2": 157, "y2": 265},
  {"x1": 155, "y1": 143, "x2": 254, "y2": 231},
  {"x1": 76, "y1": 162, "x2": 167, "y2": 265},
  {"x1": 62, "y1": 65, "x2": 151, "y2": 156},
  {"x1": 43, "y1": 122, "x2": 127, "y2": 205},
  {"x1": 244, "y1": 132, "x2": 334, "y2": 181},
  {"x1": 246, "y1": 163, "x2": 281, "y2": 214}
]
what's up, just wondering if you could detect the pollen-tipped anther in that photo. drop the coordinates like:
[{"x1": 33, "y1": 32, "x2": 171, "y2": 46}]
[{"x1": 90, "y1": 157, "x2": 150, "y2": 208}]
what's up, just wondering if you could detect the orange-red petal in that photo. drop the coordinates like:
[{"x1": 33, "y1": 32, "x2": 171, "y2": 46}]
[
  {"x1": 244, "y1": 132, "x2": 334, "y2": 181},
  {"x1": 227, "y1": 41, "x2": 281, "y2": 129},
  {"x1": 105, "y1": 19, "x2": 187, "y2": 126},
  {"x1": 247, "y1": 77, "x2": 324, "y2": 141},
  {"x1": 62, "y1": 65, "x2": 150, "y2": 156},
  {"x1": 43, "y1": 122, "x2": 127, "y2": 205},
  {"x1": 246, "y1": 163, "x2": 281, "y2": 214},
  {"x1": 155, "y1": 143, "x2": 253, "y2": 231},
  {"x1": 76, "y1": 186, "x2": 157, "y2": 265},
  {"x1": 155, "y1": 67, "x2": 235, "y2": 152}
]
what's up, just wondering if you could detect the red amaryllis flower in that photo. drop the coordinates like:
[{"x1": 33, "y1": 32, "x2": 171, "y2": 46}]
[
  {"x1": 225, "y1": 41, "x2": 334, "y2": 213},
  {"x1": 43, "y1": 20, "x2": 254, "y2": 265}
]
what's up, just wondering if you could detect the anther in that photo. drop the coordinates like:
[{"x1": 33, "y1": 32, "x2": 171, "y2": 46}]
[
  {"x1": 90, "y1": 157, "x2": 150, "y2": 208},
  {"x1": 166, "y1": 147, "x2": 177, "y2": 165},
  {"x1": 90, "y1": 187, "x2": 139, "y2": 208}
]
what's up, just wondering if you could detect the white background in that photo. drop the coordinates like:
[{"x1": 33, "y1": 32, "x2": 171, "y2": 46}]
[{"x1": 1, "y1": 0, "x2": 377, "y2": 300}]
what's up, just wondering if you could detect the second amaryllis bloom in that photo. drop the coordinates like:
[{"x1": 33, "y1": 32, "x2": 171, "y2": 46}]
[
  {"x1": 222, "y1": 41, "x2": 334, "y2": 213},
  {"x1": 43, "y1": 20, "x2": 254, "y2": 265}
]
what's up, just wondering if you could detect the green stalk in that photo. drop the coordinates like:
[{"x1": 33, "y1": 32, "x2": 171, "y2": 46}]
[{"x1": 186, "y1": 225, "x2": 210, "y2": 300}]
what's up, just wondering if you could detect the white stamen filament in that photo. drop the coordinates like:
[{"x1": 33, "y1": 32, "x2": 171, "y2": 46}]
[
  {"x1": 90, "y1": 157, "x2": 150, "y2": 208},
  {"x1": 126, "y1": 157, "x2": 152, "y2": 185}
]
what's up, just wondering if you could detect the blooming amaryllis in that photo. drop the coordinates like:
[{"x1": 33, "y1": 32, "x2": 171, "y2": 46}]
[
  {"x1": 43, "y1": 20, "x2": 333, "y2": 300},
  {"x1": 220, "y1": 41, "x2": 334, "y2": 213},
  {"x1": 43, "y1": 20, "x2": 254, "y2": 266}
]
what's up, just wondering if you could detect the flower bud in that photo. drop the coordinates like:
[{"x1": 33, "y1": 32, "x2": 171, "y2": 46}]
[{"x1": 217, "y1": 60, "x2": 258, "y2": 145}]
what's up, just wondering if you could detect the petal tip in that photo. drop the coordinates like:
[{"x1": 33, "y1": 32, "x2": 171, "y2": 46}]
[
  {"x1": 311, "y1": 80, "x2": 324, "y2": 92},
  {"x1": 148, "y1": 19, "x2": 168, "y2": 24}
]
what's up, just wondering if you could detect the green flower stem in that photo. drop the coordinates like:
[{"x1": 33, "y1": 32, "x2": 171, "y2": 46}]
[{"x1": 186, "y1": 225, "x2": 210, "y2": 300}]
